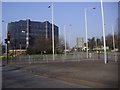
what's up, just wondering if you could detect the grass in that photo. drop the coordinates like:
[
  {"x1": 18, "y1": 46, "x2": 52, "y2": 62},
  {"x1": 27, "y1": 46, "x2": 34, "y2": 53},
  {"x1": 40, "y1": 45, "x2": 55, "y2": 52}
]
[
  {"x1": 18, "y1": 54, "x2": 73, "y2": 59},
  {"x1": 1, "y1": 56, "x2": 19, "y2": 60}
]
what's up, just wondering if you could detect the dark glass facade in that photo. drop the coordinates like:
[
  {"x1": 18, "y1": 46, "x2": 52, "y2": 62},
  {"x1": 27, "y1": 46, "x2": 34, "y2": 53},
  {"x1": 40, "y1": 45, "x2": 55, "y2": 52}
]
[{"x1": 8, "y1": 19, "x2": 59, "y2": 49}]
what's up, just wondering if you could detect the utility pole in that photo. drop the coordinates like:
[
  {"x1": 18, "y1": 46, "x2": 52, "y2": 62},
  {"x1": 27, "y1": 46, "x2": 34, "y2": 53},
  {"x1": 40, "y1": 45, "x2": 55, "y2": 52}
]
[
  {"x1": 95, "y1": 37, "x2": 98, "y2": 48},
  {"x1": 112, "y1": 25, "x2": 117, "y2": 62},
  {"x1": 46, "y1": 21, "x2": 48, "y2": 40},
  {"x1": 26, "y1": 19, "x2": 29, "y2": 49},
  {"x1": 84, "y1": 7, "x2": 96, "y2": 59},
  {"x1": 6, "y1": 39, "x2": 8, "y2": 64},
  {"x1": 48, "y1": 3, "x2": 55, "y2": 60},
  {"x1": 2, "y1": 20, "x2": 10, "y2": 64},
  {"x1": 64, "y1": 25, "x2": 67, "y2": 56},
  {"x1": 101, "y1": 0, "x2": 107, "y2": 64},
  {"x1": 52, "y1": 3, "x2": 55, "y2": 60},
  {"x1": 85, "y1": 8, "x2": 88, "y2": 59}
]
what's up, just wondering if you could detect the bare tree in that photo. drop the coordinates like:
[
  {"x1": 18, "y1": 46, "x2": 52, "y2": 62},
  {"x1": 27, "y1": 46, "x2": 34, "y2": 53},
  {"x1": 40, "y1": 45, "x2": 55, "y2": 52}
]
[{"x1": 27, "y1": 37, "x2": 52, "y2": 54}]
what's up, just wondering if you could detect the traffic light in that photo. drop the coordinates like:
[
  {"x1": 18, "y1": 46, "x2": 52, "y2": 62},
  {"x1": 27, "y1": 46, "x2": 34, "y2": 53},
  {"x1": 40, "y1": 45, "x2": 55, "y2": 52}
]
[
  {"x1": 5, "y1": 32, "x2": 11, "y2": 44},
  {"x1": 5, "y1": 39, "x2": 8, "y2": 44},
  {"x1": 5, "y1": 38, "x2": 10, "y2": 44},
  {"x1": 7, "y1": 32, "x2": 11, "y2": 41}
]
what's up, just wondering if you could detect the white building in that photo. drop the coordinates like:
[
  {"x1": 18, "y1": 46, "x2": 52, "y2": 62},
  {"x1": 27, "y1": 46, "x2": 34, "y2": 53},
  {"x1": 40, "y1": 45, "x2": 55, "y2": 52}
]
[{"x1": 76, "y1": 37, "x2": 84, "y2": 49}]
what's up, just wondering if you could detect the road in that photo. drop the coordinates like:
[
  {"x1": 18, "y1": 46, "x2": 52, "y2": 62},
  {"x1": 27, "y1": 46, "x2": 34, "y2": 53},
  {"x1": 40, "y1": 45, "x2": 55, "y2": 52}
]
[
  {"x1": 2, "y1": 67, "x2": 90, "y2": 88},
  {"x1": 2, "y1": 57, "x2": 119, "y2": 88}
]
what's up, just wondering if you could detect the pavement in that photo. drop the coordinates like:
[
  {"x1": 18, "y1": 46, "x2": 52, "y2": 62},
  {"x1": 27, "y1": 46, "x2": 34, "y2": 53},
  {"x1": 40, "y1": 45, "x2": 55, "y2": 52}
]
[
  {"x1": 0, "y1": 59, "x2": 2, "y2": 90},
  {"x1": 2, "y1": 59, "x2": 119, "y2": 88}
]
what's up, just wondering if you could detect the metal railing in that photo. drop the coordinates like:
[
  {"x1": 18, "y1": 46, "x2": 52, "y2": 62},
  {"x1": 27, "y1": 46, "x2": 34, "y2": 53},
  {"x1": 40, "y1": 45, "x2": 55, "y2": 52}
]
[{"x1": 2, "y1": 52, "x2": 119, "y2": 66}]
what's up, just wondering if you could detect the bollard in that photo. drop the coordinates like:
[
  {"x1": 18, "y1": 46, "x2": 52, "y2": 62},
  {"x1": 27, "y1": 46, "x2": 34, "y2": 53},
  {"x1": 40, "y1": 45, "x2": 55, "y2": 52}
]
[
  {"x1": 28, "y1": 55, "x2": 31, "y2": 64},
  {"x1": 89, "y1": 53, "x2": 92, "y2": 58},
  {"x1": 115, "y1": 52, "x2": 117, "y2": 62},
  {"x1": 46, "y1": 55, "x2": 48, "y2": 63},
  {"x1": 77, "y1": 53, "x2": 80, "y2": 61}
]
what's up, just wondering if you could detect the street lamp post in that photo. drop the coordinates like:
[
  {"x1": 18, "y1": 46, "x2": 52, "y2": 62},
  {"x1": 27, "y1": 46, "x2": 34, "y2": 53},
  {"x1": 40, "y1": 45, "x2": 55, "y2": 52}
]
[
  {"x1": 5, "y1": 24, "x2": 8, "y2": 57},
  {"x1": 64, "y1": 25, "x2": 67, "y2": 56},
  {"x1": 52, "y1": 3, "x2": 55, "y2": 60},
  {"x1": 100, "y1": 0, "x2": 107, "y2": 64},
  {"x1": 95, "y1": 37, "x2": 98, "y2": 48},
  {"x1": 84, "y1": 7, "x2": 96, "y2": 59},
  {"x1": 112, "y1": 25, "x2": 117, "y2": 62},
  {"x1": 21, "y1": 19, "x2": 30, "y2": 50},
  {"x1": 64, "y1": 25, "x2": 71, "y2": 56},
  {"x1": 45, "y1": 21, "x2": 48, "y2": 40},
  {"x1": 2, "y1": 20, "x2": 9, "y2": 64},
  {"x1": 85, "y1": 8, "x2": 88, "y2": 59},
  {"x1": 2, "y1": 20, "x2": 8, "y2": 54},
  {"x1": 48, "y1": 3, "x2": 55, "y2": 60},
  {"x1": 26, "y1": 19, "x2": 29, "y2": 49},
  {"x1": 68, "y1": 33, "x2": 71, "y2": 49},
  {"x1": 68, "y1": 24, "x2": 71, "y2": 49}
]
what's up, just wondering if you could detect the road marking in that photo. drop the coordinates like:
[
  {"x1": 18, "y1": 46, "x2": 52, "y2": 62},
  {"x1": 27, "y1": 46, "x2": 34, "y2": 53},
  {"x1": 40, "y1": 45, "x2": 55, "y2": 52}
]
[
  {"x1": 56, "y1": 77, "x2": 114, "y2": 88},
  {"x1": 34, "y1": 75, "x2": 39, "y2": 77},
  {"x1": 34, "y1": 73, "x2": 114, "y2": 88}
]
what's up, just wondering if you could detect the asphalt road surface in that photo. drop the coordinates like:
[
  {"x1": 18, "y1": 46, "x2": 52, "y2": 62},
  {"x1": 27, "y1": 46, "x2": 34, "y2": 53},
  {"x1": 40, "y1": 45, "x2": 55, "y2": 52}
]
[
  {"x1": 2, "y1": 67, "x2": 90, "y2": 88},
  {"x1": 2, "y1": 58, "x2": 118, "y2": 88}
]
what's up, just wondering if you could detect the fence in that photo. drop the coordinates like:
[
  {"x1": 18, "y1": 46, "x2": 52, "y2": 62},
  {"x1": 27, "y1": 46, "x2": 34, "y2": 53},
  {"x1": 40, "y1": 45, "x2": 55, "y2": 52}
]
[{"x1": 2, "y1": 52, "x2": 118, "y2": 65}]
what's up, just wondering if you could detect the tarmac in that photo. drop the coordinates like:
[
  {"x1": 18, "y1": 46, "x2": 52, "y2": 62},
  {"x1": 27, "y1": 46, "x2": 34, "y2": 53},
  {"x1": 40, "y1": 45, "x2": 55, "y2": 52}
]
[
  {"x1": 3, "y1": 59, "x2": 119, "y2": 88},
  {"x1": 3, "y1": 68, "x2": 90, "y2": 88}
]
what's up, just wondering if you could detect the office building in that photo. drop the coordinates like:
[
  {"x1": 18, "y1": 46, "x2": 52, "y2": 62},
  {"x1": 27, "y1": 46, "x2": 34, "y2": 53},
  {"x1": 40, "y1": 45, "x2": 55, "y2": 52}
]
[{"x1": 8, "y1": 19, "x2": 59, "y2": 50}]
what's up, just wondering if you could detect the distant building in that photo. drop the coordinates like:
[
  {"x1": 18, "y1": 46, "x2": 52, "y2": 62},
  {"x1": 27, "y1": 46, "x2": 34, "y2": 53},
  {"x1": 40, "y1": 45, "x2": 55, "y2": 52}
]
[
  {"x1": 76, "y1": 37, "x2": 84, "y2": 50},
  {"x1": 8, "y1": 19, "x2": 59, "y2": 50},
  {"x1": 93, "y1": 46, "x2": 109, "y2": 50}
]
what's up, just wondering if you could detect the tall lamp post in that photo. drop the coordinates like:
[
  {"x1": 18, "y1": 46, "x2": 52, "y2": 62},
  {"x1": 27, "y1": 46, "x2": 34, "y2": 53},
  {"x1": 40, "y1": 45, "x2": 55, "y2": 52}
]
[
  {"x1": 2, "y1": 20, "x2": 8, "y2": 54},
  {"x1": 68, "y1": 33, "x2": 71, "y2": 49},
  {"x1": 22, "y1": 19, "x2": 30, "y2": 50},
  {"x1": 2, "y1": 20, "x2": 9, "y2": 64},
  {"x1": 64, "y1": 25, "x2": 71, "y2": 56},
  {"x1": 100, "y1": 0, "x2": 107, "y2": 64},
  {"x1": 95, "y1": 36, "x2": 98, "y2": 48},
  {"x1": 84, "y1": 7, "x2": 96, "y2": 59},
  {"x1": 48, "y1": 3, "x2": 55, "y2": 60},
  {"x1": 105, "y1": 24, "x2": 117, "y2": 62},
  {"x1": 64, "y1": 25, "x2": 67, "y2": 56},
  {"x1": 112, "y1": 25, "x2": 117, "y2": 62},
  {"x1": 26, "y1": 19, "x2": 29, "y2": 49},
  {"x1": 68, "y1": 24, "x2": 71, "y2": 49}
]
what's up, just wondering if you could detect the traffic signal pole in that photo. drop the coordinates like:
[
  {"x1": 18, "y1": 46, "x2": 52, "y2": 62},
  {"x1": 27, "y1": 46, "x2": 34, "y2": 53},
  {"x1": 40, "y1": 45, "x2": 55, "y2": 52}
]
[
  {"x1": 6, "y1": 32, "x2": 11, "y2": 64},
  {"x1": 6, "y1": 41, "x2": 8, "y2": 64},
  {"x1": 4, "y1": 38, "x2": 9, "y2": 64}
]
